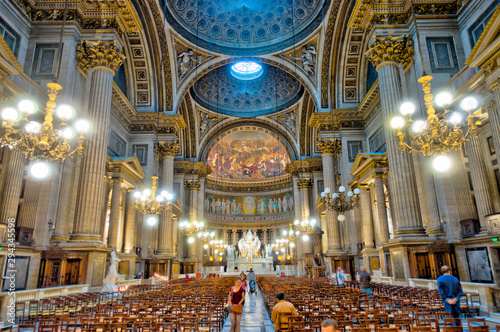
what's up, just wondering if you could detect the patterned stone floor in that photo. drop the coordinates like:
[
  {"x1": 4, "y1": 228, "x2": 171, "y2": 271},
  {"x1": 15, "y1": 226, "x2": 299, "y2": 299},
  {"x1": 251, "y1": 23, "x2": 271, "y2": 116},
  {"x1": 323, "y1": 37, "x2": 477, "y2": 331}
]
[{"x1": 222, "y1": 289, "x2": 274, "y2": 332}]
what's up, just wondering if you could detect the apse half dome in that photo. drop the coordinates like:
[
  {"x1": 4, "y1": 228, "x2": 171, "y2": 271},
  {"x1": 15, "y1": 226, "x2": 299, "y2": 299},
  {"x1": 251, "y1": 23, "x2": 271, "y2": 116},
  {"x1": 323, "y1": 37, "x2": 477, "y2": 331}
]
[{"x1": 191, "y1": 62, "x2": 304, "y2": 118}]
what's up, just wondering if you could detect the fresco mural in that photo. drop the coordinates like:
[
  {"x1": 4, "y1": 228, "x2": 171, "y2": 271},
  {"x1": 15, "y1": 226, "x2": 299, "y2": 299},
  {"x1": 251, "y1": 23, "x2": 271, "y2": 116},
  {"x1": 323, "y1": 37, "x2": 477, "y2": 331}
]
[
  {"x1": 206, "y1": 130, "x2": 291, "y2": 180},
  {"x1": 205, "y1": 193, "x2": 293, "y2": 215}
]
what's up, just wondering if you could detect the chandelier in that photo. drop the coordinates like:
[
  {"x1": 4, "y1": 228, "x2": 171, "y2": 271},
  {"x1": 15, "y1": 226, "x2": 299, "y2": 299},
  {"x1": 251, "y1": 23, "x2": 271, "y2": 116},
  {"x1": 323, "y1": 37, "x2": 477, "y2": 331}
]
[
  {"x1": 390, "y1": 75, "x2": 480, "y2": 172},
  {"x1": 209, "y1": 238, "x2": 225, "y2": 249},
  {"x1": 294, "y1": 217, "x2": 317, "y2": 235},
  {"x1": 198, "y1": 228, "x2": 215, "y2": 246},
  {"x1": 179, "y1": 218, "x2": 205, "y2": 243},
  {"x1": 0, "y1": 83, "x2": 90, "y2": 178},
  {"x1": 320, "y1": 174, "x2": 360, "y2": 221},
  {"x1": 282, "y1": 223, "x2": 300, "y2": 243},
  {"x1": 133, "y1": 176, "x2": 174, "y2": 219}
]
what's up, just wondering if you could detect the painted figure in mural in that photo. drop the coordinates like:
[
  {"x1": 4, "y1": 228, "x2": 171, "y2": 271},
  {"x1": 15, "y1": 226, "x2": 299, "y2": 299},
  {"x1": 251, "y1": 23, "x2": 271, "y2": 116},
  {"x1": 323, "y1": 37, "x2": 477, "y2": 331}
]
[
  {"x1": 278, "y1": 197, "x2": 283, "y2": 213},
  {"x1": 205, "y1": 197, "x2": 210, "y2": 212},
  {"x1": 231, "y1": 199, "x2": 238, "y2": 214},
  {"x1": 244, "y1": 196, "x2": 255, "y2": 215},
  {"x1": 236, "y1": 203, "x2": 242, "y2": 215},
  {"x1": 288, "y1": 195, "x2": 294, "y2": 211},
  {"x1": 200, "y1": 112, "x2": 213, "y2": 135},
  {"x1": 283, "y1": 196, "x2": 288, "y2": 212},
  {"x1": 226, "y1": 199, "x2": 231, "y2": 214},
  {"x1": 216, "y1": 199, "x2": 221, "y2": 214},
  {"x1": 268, "y1": 198, "x2": 273, "y2": 214}
]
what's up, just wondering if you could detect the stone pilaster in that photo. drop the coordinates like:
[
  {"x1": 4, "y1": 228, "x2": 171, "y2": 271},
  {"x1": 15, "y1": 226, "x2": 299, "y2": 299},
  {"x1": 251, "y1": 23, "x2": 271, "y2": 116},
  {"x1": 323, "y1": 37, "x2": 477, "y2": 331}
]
[
  {"x1": 156, "y1": 142, "x2": 178, "y2": 256},
  {"x1": 107, "y1": 178, "x2": 123, "y2": 249},
  {"x1": 72, "y1": 40, "x2": 125, "y2": 242},
  {"x1": 0, "y1": 150, "x2": 25, "y2": 224},
  {"x1": 123, "y1": 191, "x2": 136, "y2": 254},
  {"x1": 366, "y1": 35, "x2": 425, "y2": 237},
  {"x1": 360, "y1": 186, "x2": 374, "y2": 248},
  {"x1": 465, "y1": 135, "x2": 494, "y2": 230}
]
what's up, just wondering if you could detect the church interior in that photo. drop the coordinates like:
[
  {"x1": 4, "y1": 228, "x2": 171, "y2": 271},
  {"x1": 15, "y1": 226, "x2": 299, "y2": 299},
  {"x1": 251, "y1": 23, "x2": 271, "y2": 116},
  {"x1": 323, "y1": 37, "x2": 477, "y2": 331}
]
[{"x1": 2, "y1": 0, "x2": 500, "y2": 329}]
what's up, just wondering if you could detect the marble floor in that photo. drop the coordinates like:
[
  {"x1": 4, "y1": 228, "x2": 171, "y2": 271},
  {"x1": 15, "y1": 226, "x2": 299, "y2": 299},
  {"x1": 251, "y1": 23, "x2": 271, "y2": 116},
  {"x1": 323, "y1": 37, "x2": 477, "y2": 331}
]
[{"x1": 222, "y1": 290, "x2": 275, "y2": 332}]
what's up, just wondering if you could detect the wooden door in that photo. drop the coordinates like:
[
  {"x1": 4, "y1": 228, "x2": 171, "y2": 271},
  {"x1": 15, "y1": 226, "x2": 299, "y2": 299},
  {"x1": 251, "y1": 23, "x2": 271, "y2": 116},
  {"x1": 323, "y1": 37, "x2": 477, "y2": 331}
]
[
  {"x1": 65, "y1": 259, "x2": 81, "y2": 285},
  {"x1": 415, "y1": 253, "x2": 432, "y2": 279}
]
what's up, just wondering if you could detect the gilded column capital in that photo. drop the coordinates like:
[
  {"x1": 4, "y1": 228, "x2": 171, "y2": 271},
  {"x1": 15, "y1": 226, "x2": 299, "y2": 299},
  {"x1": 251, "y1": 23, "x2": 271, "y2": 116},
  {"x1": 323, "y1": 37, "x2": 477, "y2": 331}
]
[
  {"x1": 317, "y1": 139, "x2": 342, "y2": 156},
  {"x1": 185, "y1": 179, "x2": 201, "y2": 191},
  {"x1": 76, "y1": 40, "x2": 125, "y2": 76},
  {"x1": 154, "y1": 141, "x2": 179, "y2": 159},
  {"x1": 485, "y1": 100, "x2": 496, "y2": 112},
  {"x1": 232, "y1": 229, "x2": 237, "y2": 233},
  {"x1": 365, "y1": 35, "x2": 414, "y2": 71},
  {"x1": 297, "y1": 178, "x2": 313, "y2": 189}
]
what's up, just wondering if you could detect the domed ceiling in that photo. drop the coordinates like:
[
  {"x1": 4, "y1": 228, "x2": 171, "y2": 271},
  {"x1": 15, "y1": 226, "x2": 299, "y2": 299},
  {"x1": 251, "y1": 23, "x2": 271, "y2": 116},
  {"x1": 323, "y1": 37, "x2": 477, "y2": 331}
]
[
  {"x1": 162, "y1": 0, "x2": 331, "y2": 55},
  {"x1": 190, "y1": 62, "x2": 304, "y2": 118}
]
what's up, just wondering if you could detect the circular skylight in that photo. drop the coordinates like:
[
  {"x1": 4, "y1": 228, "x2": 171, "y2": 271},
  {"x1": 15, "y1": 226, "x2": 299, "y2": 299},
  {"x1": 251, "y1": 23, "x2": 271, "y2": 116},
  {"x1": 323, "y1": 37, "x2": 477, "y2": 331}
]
[{"x1": 231, "y1": 61, "x2": 263, "y2": 80}]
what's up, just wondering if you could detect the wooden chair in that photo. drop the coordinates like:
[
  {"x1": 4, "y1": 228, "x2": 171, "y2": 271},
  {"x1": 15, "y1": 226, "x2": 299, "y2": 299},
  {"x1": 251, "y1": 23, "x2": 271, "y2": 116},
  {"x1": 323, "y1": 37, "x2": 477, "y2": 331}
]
[
  {"x1": 443, "y1": 318, "x2": 462, "y2": 327},
  {"x1": 277, "y1": 312, "x2": 295, "y2": 332},
  {"x1": 109, "y1": 322, "x2": 132, "y2": 332},
  {"x1": 467, "y1": 318, "x2": 487, "y2": 332},
  {"x1": 378, "y1": 328, "x2": 398, "y2": 332},
  {"x1": 443, "y1": 327, "x2": 464, "y2": 332},
  {"x1": 412, "y1": 327, "x2": 432, "y2": 332},
  {"x1": 352, "y1": 328, "x2": 371, "y2": 332},
  {"x1": 156, "y1": 322, "x2": 175, "y2": 332}
]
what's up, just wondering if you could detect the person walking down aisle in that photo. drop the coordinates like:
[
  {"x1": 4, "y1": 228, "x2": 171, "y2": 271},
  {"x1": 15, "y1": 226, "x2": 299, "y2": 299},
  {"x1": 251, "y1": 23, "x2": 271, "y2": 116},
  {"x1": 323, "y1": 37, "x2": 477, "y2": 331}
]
[
  {"x1": 248, "y1": 268, "x2": 257, "y2": 293},
  {"x1": 271, "y1": 292, "x2": 297, "y2": 331},
  {"x1": 359, "y1": 266, "x2": 371, "y2": 293},
  {"x1": 437, "y1": 265, "x2": 463, "y2": 322},
  {"x1": 228, "y1": 278, "x2": 245, "y2": 332}
]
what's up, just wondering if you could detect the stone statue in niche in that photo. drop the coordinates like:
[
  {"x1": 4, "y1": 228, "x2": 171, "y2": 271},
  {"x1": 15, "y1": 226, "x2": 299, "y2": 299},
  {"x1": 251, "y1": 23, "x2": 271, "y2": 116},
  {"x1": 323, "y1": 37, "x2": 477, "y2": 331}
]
[
  {"x1": 283, "y1": 110, "x2": 296, "y2": 132},
  {"x1": 177, "y1": 49, "x2": 201, "y2": 78},
  {"x1": 102, "y1": 250, "x2": 121, "y2": 292},
  {"x1": 200, "y1": 112, "x2": 214, "y2": 136},
  {"x1": 290, "y1": 45, "x2": 317, "y2": 77}
]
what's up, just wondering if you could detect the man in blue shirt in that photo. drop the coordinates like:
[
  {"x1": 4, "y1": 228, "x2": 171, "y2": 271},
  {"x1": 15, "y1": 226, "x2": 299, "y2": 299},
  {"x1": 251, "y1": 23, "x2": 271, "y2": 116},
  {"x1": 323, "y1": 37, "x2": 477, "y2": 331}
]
[{"x1": 437, "y1": 265, "x2": 463, "y2": 321}]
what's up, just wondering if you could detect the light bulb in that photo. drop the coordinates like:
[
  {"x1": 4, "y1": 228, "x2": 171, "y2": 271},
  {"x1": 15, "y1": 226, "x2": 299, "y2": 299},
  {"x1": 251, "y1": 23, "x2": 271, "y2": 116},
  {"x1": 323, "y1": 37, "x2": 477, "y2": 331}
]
[
  {"x1": 2, "y1": 107, "x2": 19, "y2": 122},
  {"x1": 165, "y1": 193, "x2": 173, "y2": 201},
  {"x1": 197, "y1": 232, "x2": 202, "y2": 238},
  {"x1": 281, "y1": 248, "x2": 285, "y2": 252},
  {"x1": 353, "y1": 188, "x2": 360, "y2": 195},
  {"x1": 210, "y1": 232, "x2": 215, "y2": 237},
  {"x1": 311, "y1": 219, "x2": 316, "y2": 225},
  {"x1": 399, "y1": 101, "x2": 416, "y2": 116},
  {"x1": 160, "y1": 190, "x2": 168, "y2": 197},
  {"x1": 449, "y1": 112, "x2": 463, "y2": 125},
  {"x1": 304, "y1": 220, "x2": 309, "y2": 224},
  {"x1": 339, "y1": 186, "x2": 345, "y2": 193},
  {"x1": 203, "y1": 244, "x2": 208, "y2": 249},
  {"x1": 133, "y1": 191, "x2": 141, "y2": 199},
  {"x1": 433, "y1": 155, "x2": 453, "y2": 172},
  {"x1": 199, "y1": 221, "x2": 205, "y2": 227},
  {"x1": 156, "y1": 196, "x2": 164, "y2": 202},
  {"x1": 332, "y1": 193, "x2": 338, "y2": 198},
  {"x1": 276, "y1": 251, "x2": 280, "y2": 255},
  {"x1": 295, "y1": 231, "x2": 299, "y2": 235},
  {"x1": 282, "y1": 230, "x2": 287, "y2": 235},
  {"x1": 143, "y1": 189, "x2": 151, "y2": 196},
  {"x1": 147, "y1": 216, "x2": 157, "y2": 226},
  {"x1": 347, "y1": 191, "x2": 354, "y2": 197},
  {"x1": 337, "y1": 214, "x2": 346, "y2": 222},
  {"x1": 412, "y1": 120, "x2": 427, "y2": 133},
  {"x1": 30, "y1": 161, "x2": 50, "y2": 179},
  {"x1": 390, "y1": 116, "x2": 405, "y2": 129},
  {"x1": 294, "y1": 220, "x2": 299, "y2": 225},
  {"x1": 140, "y1": 196, "x2": 146, "y2": 201},
  {"x1": 214, "y1": 250, "x2": 218, "y2": 254},
  {"x1": 25, "y1": 121, "x2": 41, "y2": 133},
  {"x1": 321, "y1": 192, "x2": 326, "y2": 197},
  {"x1": 460, "y1": 97, "x2": 478, "y2": 111},
  {"x1": 18, "y1": 99, "x2": 36, "y2": 115},
  {"x1": 56, "y1": 105, "x2": 74, "y2": 120},
  {"x1": 75, "y1": 119, "x2": 90, "y2": 133},
  {"x1": 290, "y1": 243, "x2": 295, "y2": 248},
  {"x1": 324, "y1": 187, "x2": 331, "y2": 194},
  {"x1": 188, "y1": 237, "x2": 195, "y2": 244},
  {"x1": 435, "y1": 91, "x2": 453, "y2": 107},
  {"x1": 62, "y1": 127, "x2": 74, "y2": 139},
  {"x1": 302, "y1": 235, "x2": 310, "y2": 241}
]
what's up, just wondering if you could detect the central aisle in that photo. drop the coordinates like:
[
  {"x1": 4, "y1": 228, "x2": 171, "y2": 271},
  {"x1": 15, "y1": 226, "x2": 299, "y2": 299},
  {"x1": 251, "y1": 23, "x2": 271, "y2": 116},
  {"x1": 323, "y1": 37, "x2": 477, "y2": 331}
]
[{"x1": 222, "y1": 290, "x2": 274, "y2": 332}]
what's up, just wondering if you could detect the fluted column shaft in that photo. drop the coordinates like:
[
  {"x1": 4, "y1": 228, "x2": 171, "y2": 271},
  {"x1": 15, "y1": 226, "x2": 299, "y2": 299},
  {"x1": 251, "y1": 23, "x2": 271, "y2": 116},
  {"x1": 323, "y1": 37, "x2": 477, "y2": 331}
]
[
  {"x1": 231, "y1": 230, "x2": 237, "y2": 246},
  {"x1": 360, "y1": 186, "x2": 374, "y2": 248},
  {"x1": 0, "y1": 150, "x2": 25, "y2": 224},
  {"x1": 321, "y1": 152, "x2": 341, "y2": 252},
  {"x1": 123, "y1": 191, "x2": 136, "y2": 253},
  {"x1": 52, "y1": 158, "x2": 75, "y2": 241},
  {"x1": 376, "y1": 62, "x2": 424, "y2": 236},
  {"x1": 419, "y1": 156, "x2": 443, "y2": 235},
  {"x1": 18, "y1": 178, "x2": 41, "y2": 229},
  {"x1": 158, "y1": 154, "x2": 175, "y2": 254},
  {"x1": 187, "y1": 180, "x2": 200, "y2": 260},
  {"x1": 487, "y1": 98, "x2": 500, "y2": 165},
  {"x1": 465, "y1": 135, "x2": 493, "y2": 229},
  {"x1": 263, "y1": 229, "x2": 268, "y2": 245},
  {"x1": 374, "y1": 176, "x2": 390, "y2": 243},
  {"x1": 107, "y1": 178, "x2": 122, "y2": 249}
]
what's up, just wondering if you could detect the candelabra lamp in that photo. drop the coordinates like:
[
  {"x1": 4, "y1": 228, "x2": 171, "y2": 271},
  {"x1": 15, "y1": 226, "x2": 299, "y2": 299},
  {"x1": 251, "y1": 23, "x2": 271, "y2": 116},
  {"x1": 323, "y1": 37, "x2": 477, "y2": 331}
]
[
  {"x1": 320, "y1": 183, "x2": 360, "y2": 221},
  {"x1": 390, "y1": 75, "x2": 481, "y2": 172},
  {"x1": 294, "y1": 218, "x2": 317, "y2": 235},
  {"x1": 0, "y1": 83, "x2": 90, "y2": 178},
  {"x1": 198, "y1": 228, "x2": 215, "y2": 247},
  {"x1": 179, "y1": 217, "x2": 205, "y2": 244},
  {"x1": 282, "y1": 223, "x2": 300, "y2": 242},
  {"x1": 133, "y1": 176, "x2": 174, "y2": 217}
]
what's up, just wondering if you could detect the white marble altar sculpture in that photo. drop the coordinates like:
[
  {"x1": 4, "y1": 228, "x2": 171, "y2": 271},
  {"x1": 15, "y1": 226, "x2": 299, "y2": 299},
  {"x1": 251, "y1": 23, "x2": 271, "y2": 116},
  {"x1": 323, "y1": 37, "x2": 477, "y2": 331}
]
[
  {"x1": 102, "y1": 250, "x2": 121, "y2": 292},
  {"x1": 227, "y1": 244, "x2": 234, "y2": 259},
  {"x1": 265, "y1": 244, "x2": 272, "y2": 258},
  {"x1": 238, "y1": 229, "x2": 261, "y2": 258}
]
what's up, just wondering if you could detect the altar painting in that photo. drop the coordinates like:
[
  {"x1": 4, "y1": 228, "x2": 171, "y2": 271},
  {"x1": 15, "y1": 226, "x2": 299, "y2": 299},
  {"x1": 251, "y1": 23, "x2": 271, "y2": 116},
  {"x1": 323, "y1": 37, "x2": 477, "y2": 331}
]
[
  {"x1": 206, "y1": 130, "x2": 291, "y2": 180},
  {"x1": 205, "y1": 192, "x2": 293, "y2": 215}
]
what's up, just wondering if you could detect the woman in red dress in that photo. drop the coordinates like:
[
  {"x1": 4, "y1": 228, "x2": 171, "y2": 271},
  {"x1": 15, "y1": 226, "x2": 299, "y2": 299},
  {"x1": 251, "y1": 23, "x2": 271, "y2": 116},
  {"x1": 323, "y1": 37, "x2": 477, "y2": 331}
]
[{"x1": 228, "y1": 278, "x2": 245, "y2": 332}]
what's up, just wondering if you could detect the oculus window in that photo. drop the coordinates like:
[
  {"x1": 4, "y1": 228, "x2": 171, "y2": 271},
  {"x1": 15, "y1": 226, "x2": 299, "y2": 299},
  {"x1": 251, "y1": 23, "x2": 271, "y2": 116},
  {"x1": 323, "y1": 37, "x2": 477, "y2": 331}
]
[{"x1": 231, "y1": 61, "x2": 263, "y2": 80}]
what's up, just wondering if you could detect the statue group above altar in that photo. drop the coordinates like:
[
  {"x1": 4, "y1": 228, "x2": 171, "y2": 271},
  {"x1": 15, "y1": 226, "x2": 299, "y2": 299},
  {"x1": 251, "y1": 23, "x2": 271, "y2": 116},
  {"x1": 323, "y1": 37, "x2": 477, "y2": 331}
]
[{"x1": 238, "y1": 229, "x2": 261, "y2": 259}]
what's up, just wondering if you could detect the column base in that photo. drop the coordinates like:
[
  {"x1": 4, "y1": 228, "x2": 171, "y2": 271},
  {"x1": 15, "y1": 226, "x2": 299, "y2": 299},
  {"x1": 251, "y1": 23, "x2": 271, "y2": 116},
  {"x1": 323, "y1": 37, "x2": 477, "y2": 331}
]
[
  {"x1": 325, "y1": 247, "x2": 344, "y2": 256},
  {"x1": 50, "y1": 234, "x2": 70, "y2": 243},
  {"x1": 395, "y1": 226, "x2": 427, "y2": 237},
  {"x1": 425, "y1": 226, "x2": 445, "y2": 237},
  {"x1": 155, "y1": 250, "x2": 175, "y2": 259},
  {"x1": 69, "y1": 233, "x2": 102, "y2": 242}
]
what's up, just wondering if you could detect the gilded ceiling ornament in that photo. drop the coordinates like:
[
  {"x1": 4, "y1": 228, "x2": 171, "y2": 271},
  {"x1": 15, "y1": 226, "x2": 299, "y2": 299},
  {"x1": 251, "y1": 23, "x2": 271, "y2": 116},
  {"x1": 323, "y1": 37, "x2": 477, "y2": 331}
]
[
  {"x1": 76, "y1": 40, "x2": 125, "y2": 75},
  {"x1": 154, "y1": 141, "x2": 179, "y2": 159},
  {"x1": 317, "y1": 139, "x2": 342, "y2": 156},
  {"x1": 365, "y1": 35, "x2": 415, "y2": 71},
  {"x1": 185, "y1": 180, "x2": 201, "y2": 191},
  {"x1": 297, "y1": 178, "x2": 313, "y2": 189}
]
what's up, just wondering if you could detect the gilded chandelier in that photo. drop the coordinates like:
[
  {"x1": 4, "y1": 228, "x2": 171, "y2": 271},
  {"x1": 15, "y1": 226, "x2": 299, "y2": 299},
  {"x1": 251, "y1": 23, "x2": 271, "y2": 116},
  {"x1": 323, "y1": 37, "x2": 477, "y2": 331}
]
[
  {"x1": 179, "y1": 217, "x2": 205, "y2": 243},
  {"x1": 320, "y1": 175, "x2": 360, "y2": 221},
  {"x1": 1, "y1": 83, "x2": 90, "y2": 178},
  {"x1": 198, "y1": 227, "x2": 215, "y2": 245},
  {"x1": 133, "y1": 176, "x2": 174, "y2": 216},
  {"x1": 390, "y1": 75, "x2": 480, "y2": 172},
  {"x1": 282, "y1": 223, "x2": 300, "y2": 243}
]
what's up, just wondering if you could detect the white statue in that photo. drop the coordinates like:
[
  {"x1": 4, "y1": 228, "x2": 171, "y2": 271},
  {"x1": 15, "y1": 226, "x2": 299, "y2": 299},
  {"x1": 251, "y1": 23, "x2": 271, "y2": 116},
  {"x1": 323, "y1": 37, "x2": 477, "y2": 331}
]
[
  {"x1": 265, "y1": 244, "x2": 272, "y2": 259},
  {"x1": 178, "y1": 49, "x2": 201, "y2": 78},
  {"x1": 238, "y1": 229, "x2": 261, "y2": 258},
  {"x1": 200, "y1": 112, "x2": 213, "y2": 135},
  {"x1": 290, "y1": 45, "x2": 317, "y2": 77},
  {"x1": 102, "y1": 251, "x2": 121, "y2": 292},
  {"x1": 283, "y1": 111, "x2": 296, "y2": 132},
  {"x1": 227, "y1": 245, "x2": 234, "y2": 259}
]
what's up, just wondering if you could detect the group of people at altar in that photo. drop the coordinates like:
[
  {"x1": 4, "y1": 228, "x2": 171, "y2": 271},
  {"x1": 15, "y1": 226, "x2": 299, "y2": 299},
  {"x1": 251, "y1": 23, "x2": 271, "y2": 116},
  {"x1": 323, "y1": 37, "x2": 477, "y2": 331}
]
[{"x1": 205, "y1": 195, "x2": 293, "y2": 215}]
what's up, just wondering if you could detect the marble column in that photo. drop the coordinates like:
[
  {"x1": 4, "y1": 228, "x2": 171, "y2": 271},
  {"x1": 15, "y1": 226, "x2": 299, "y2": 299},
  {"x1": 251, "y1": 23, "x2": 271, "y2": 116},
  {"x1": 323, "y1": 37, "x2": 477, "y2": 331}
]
[
  {"x1": 123, "y1": 191, "x2": 136, "y2": 254},
  {"x1": 418, "y1": 155, "x2": 443, "y2": 236},
  {"x1": 360, "y1": 186, "x2": 374, "y2": 248},
  {"x1": 263, "y1": 229, "x2": 268, "y2": 245},
  {"x1": 490, "y1": 88, "x2": 500, "y2": 157},
  {"x1": 156, "y1": 142, "x2": 178, "y2": 255},
  {"x1": 72, "y1": 40, "x2": 124, "y2": 242},
  {"x1": 374, "y1": 175, "x2": 390, "y2": 243},
  {"x1": 0, "y1": 150, "x2": 25, "y2": 224},
  {"x1": 18, "y1": 176, "x2": 41, "y2": 242},
  {"x1": 107, "y1": 178, "x2": 122, "y2": 249},
  {"x1": 465, "y1": 135, "x2": 494, "y2": 230},
  {"x1": 231, "y1": 229, "x2": 237, "y2": 246},
  {"x1": 186, "y1": 180, "x2": 200, "y2": 260},
  {"x1": 298, "y1": 178, "x2": 313, "y2": 254},
  {"x1": 51, "y1": 158, "x2": 76, "y2": 241},
  {"x1": 292, "y1": 176, "x2": 301, "y2": 221},
  {"x1": 223, "y1": 229, "x2": 228, "y2": 244},
  {"x1": 366, "y1": 36, "x2": 424, "y2": 237}
]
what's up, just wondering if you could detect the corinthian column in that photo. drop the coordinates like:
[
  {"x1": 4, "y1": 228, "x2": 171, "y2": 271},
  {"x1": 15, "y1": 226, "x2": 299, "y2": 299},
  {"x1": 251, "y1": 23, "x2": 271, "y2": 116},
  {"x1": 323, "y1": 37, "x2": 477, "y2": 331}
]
[
  {"x1": 366, "y1": 36, "x2": 424, "y2": 237},
  {"x1": 465, "y1": 135, "x2": 494, "y2": 230},
  {"x1": 487, "y1": 99, "x2": 500, "y2": 166},
  {"x1": 186, "y1": 180, "x2": 200, "y2": 260},
  {"x1": 374, "y1": 175, "x2": 390, "y2": 243},
  {"x1": 317, "y1": 140, "x2": 342, "y2": 253},
  {"x1": 123, "y1": 191, "x2": 136, "y2": 254},
  {"x1": 0, "y1": 150, "x2": 25, "y2": 224},
  {"x1": 155, "y1": 142, "x2": 178, "y2": 255},
  {"x1": 107, "y1": 178, "x2": 123, "y2": 249},
  {"x1": 71, "y1": 40, "x2": 125, "y2": 242},
  {"x1": 360, "y1": 186, "x2": 374, "y2": 248}
]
